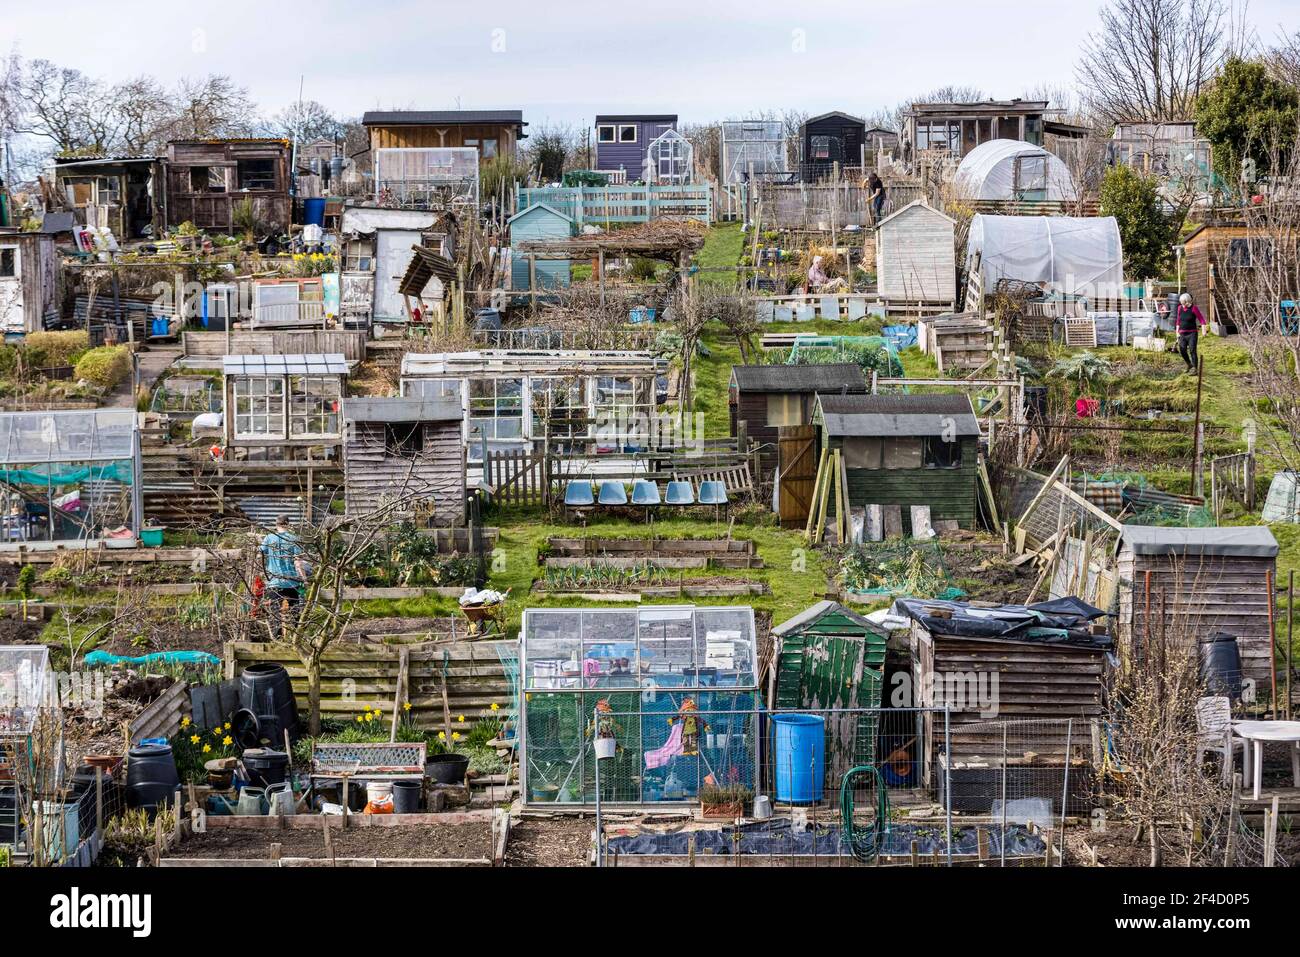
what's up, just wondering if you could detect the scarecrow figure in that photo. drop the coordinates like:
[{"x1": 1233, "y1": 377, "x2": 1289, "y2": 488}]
[
  {"x1": 586, "y1": 698, "x2": 623, "y2": 742},
  {"x1": 675, "y1": 698, "x2": 706, "y2": 755}
]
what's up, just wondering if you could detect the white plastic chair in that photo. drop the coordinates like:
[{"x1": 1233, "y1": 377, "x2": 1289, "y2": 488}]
[{"x1": 1195, "y1": 695, "x2": 1247, "y2": 785}]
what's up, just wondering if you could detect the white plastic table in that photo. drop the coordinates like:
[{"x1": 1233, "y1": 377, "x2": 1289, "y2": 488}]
[{"x1": 1232, "y1": 720, "x2": 1300, "y2": 800}]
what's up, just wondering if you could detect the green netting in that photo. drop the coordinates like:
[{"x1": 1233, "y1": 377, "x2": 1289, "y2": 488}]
[
  {"x1": 1124, "y1": 503, "x2": 1215, "y2": 527},
  {"x1": 841, "y1": 539, "x2": 965, "y2": 599},
  {"x1": 0, "y1": 461, "x2": 134, "y2": 487},
  {"x1": 786, "y1": 336, "x2": 903, "y2": 377}
]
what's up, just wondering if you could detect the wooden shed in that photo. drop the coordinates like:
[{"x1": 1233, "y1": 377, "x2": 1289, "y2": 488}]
[
  {"x1": 1178, "y1": 221, "x2": 1294, "y2": 334},
  {"x1": 799, "y1": 111, "x2": 866, "y2": 181},
  {"x1": 0, "y1": 231, "x2": 59, "y2": 334},
  {"x1": 814, "y1": 392, "x2": 980, "y2": 532},
  {"x1": 165, "y1": 139, "x2": 291, "y2": 234},
  {"x1": 53, "y1": 156, "x2": 164, "y2": 240},
  {"x1": 898, "y1": 596, "x2": 1110, "y2": 813},
  {"x1": 342, "y1": 396, "x2": 466, "y2": 525},
  {"x1": 221, "y1": 353, "x2": 346, "y2": 462},
  {"x1": 508, "y1": 203, "x2": 574, "y2": 291},
  {"x1": 770, "y1": 601, "x2": 888, "y2": 779},
  {"x1": 729, "y1": 363, "x2": 866, "y2": 475},
  {"x1": 875, "y1": 200, "x2": 957, "y2": 305},
  {"x1": 1116, "y1": 525, "x2": 1278, "y2": 689}
]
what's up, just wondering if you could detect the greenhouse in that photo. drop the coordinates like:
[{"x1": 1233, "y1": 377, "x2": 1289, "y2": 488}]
[
  {"x1": 0, "y1": 410, "x2": 141, "y2": 548},
  {"x1": 520, "y1": 606, "x2": 760, "y2": 806}
]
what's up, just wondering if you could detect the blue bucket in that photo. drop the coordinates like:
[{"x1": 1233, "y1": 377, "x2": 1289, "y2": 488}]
[{"x1": 772, "y1": 713, "x2": 825, "y2": 803}]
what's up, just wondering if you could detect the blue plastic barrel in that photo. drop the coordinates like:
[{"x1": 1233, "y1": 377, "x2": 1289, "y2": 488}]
[
  {"x1": 303, "y1": 197, "x2": 326, "y2": 226},
  {"x1": 772, "y1": 713, "x2": 825, "y2": 803}
]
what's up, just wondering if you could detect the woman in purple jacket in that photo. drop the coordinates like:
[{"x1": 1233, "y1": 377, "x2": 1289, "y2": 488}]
[{"x1": 1175, "y1": 292, "x2": 1207, "y2": 373}]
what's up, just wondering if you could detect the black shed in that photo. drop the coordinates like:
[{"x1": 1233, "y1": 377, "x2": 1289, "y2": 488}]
[{"x1": 799, "y1": 111, "x2": 867, "y2": 181}]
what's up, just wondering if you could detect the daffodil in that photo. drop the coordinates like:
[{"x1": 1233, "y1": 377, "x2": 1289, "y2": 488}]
[
  {"x1": 189, "y1": 734, "x2": 200, "y2": 745},
  {"x1": 437, "y1": 731, "x2": 446, "y2": 741},
  {"x1": 224, "y1": 722, "x2": 231, "y2": 730},
  {"x1": 457, "y1": 714, "x2": 465, "y2": 724},
  {"x1": 489, "y1": 703, "x2": 499, "y2": 712},
  {"x1": 403, "y1": 702, "x2": 411, "y2": 712},
  {"x1": 365, "y1": 713, "x2": 374, "y2": 722},
  {"x1": 181, "y1": 716, "x2": 191, "y2": 728},
  {"x1": 222, "y1": 735, "x2": 233, "y2": 747},
  {"x1": 356, "y1": 715, "x2": 364, "y2": 723},
  {"x1": 202, "y1": 744, "x2": 211, "y2": 753},
  {"x1": 451, "y1": 732, "x2": 460, "y2": 742}
]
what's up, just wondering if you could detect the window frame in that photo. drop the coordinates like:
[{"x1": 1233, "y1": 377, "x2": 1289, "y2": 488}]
[
  {"x1": 288, "y1": 374, "x2": 342, "y2": 439},
  {"x1": 596, "y1": 124, "x2": 617, "y2": 144},
  {"x1": 618, "y1": 124, "x2": 638, "y2": 144},
  {"x1": 232, "y1": 375, "x2": 286, "y2": 440},
  {"x1": 765, "y1": 393, "x2": 803, "y2": 428},
  {"x1": 468, "y1": 377, "x2": 525, "y2": 443},
  {"x1": 0, "y1": 245, "x2": 17, "y2": 280},
  {"x1": 236, "y1": 158, "x2": 278, "y2": 192}
]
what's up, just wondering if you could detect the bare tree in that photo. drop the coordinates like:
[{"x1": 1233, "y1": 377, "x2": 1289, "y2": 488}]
[
  {"x1": 261, "y1": 99, "x2": 342, "y2": 143},
  {"x1": 11, "y1": 58, "x2": 114, "y2": 153},
  {"x1": 167, "y1": 74, "x2": 257, "y2": 141},
  {"x1": 110, "y1": 75, "x2": 175, "y2": 155},
  {"x1": 1076, "y1": 0, "x2": 1229, "y2": 123},
  {"x1": 780, "y1": 109, "x2": 808, "y2": 168},
  {"x1": 1269, "y1": 29, "x2": 1300, "y2": 87}
]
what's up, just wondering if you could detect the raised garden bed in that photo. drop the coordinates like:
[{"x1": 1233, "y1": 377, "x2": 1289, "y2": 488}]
[{"x1": 544, "y1": 537, "x2": 763, "y2": 569}]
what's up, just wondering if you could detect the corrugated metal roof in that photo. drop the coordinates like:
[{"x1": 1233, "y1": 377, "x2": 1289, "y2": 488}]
[
  {"x1": 1120, "y1": 525, "x2": 1279, "y2": 559},
  {"x1": 344, "y1": 397, "x2": 461, "y2": 423},
  {"x1": 223, "y1": 354, "x2": 348, "y2": 376},
  {"x1": 362, "y1": 110, "x2": 525, "y2": 127},
  {"x1": 818, "y1": 392, "x2": 979, "y2": 438},
  {"x1": 731, "y1": 364, "x2": 867, "y2": 393}
]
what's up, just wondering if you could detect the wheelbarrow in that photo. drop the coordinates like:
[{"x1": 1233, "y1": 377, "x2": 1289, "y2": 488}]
[{"x1": 461, "y1": 590, "x2": 510, "y2": 637}]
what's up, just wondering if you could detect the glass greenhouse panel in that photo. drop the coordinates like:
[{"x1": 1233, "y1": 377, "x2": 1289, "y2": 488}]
[{"x1": 0, "y1": 644, "x2": 52, "y2": 737}]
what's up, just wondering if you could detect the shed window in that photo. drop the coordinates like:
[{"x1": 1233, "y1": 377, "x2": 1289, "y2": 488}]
[
  {"x1": 481, "y1": 138, "x2": 499, "y2": 159},
  {"x1": 883, "y1": 438, "x2": 923, "y2": 469},
  {"x1": 531, "y1": 377, "x2": 585, "y2": 440},
  {"x1": 469, "y1": 378, "x2": 524, "y2": 441},
  {"x1": 237, "y1": 159, "x2": 277, "y2": 191},
  {"x1": 1228, "y1": 238, "x2": 1273, "y2": 268},
  {"x1": 924, "y1": 437, "x2": 962, "y2": 469},
  {"x1": 597, "y1": 125, "x2": 616, "y2": 144},
  {"x1": 289, "y1": 375, "x2": 341, "y2": 437},
  {"x1": 384, "y1": 423, "x2": 424, "y2": 455},
  {"x1": 404, "y1": 378, "x2": 460, "y2": 401},
  {"x1": 618, "y1": 125, "x2": 638, "y2": 143},
  {"x1": 233, "y1": 377, "x2": 285, "y2": 438},
  {"x1": 191, "y1": 166, "x2": 226, "y2": 193},
  {"x1": 843, "y1": 437, "x2": 883, "y2": 469},
  {"x1": 765, "y1": 393, "x2": 802, "y2": 428},
  {"x1": 0, "y1": 247, "x2": 15, "y2": 279},
  {"x1": 810, "y1": 135, "x2": 832, "y2": 160}
]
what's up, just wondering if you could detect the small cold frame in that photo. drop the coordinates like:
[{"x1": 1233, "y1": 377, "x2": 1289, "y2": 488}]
[{"x1": 520, "y1": 606, "x2": 760, "y2": 806}]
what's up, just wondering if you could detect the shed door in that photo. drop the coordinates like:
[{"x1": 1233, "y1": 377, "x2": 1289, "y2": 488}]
[
  {"x1": 777, "y1": 424, "x2": 817, "y2": 528},
  {"x1": 374, "y1": 229, "x2": 420, "y2": 321}
]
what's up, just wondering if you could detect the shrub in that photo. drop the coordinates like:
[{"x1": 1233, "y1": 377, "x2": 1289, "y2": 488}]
[
  {"x1": 24, "y1": 330, "x2": 90, "y2": 369},
  {"x1": 74, "y1": 345, "x2": 132, "y2": 389}
]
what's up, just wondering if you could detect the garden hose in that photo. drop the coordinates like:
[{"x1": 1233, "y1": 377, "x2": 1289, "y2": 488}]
[{"x1": 839, "y1": 764, "x2": 891, "y2": 862}]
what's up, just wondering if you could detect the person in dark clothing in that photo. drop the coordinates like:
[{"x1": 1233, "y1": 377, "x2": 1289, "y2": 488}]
[
  {"x1": 1174, "y1": 292, "x2": 1207, "y2": 373},
  {"x1": 866, "y1": 172, "x2": 886, "y2": 224}
]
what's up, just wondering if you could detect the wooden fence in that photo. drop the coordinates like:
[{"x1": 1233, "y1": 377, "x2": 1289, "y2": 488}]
[
  {"x1": 225, "y1": 640, "x2": 514, "y2": 732},
  {"x1": 1210, "y1": 451, "x2": 1256, "y2": 519},
  {"x1": 129, "y1": 680, "x2": 192, "y2": 744},
  {"x1": 516, "y1": 184, "x2": 713, "y2": 225}
]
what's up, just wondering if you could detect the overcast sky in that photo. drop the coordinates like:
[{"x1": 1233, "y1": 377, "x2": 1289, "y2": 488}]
[{"x1": 2, "y1": 0, "x2": 1296, "y2": 128}]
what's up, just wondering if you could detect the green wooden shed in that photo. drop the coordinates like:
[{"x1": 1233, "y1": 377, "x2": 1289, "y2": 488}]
[
  {"x1": 813, "y1": 392, "x2": 980, "y2": 532},
  {"x1": 770, "y1": 601, "x2": 889, "y2": 778}
]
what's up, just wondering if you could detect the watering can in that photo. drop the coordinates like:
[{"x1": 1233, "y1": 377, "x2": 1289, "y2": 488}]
[
  {"x1": 265, "y1": 782, "x2": 296, "y2": 817},
  {"x1": 208, "y1": 786, "x2": 270, "y2": 816}
]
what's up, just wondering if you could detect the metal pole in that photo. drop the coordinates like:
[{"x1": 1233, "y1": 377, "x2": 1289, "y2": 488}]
[
  {"x1": 1000, "y1": 722, "x2": 1007, "y2": 867},
  {"x1": 593, "y1": 704, "x2": 602, "y2": 868},
  {"x1": 1059, "y1": 719, "x2": 1073, "y2": 863},
  {"x1": 944, "y1": 707, "x2": 953, "y2": 867},
  {"x1": 1288, "y1": 570, "x2": 1294, "y2": 720}
]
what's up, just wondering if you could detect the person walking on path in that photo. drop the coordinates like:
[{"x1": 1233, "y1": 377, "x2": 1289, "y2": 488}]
[
  {"x1": 260, "y1": 514, "x2": 308, "y2": 638},
  {"x1": 1175, "y1": 292, "x2": 1207, "y2": 373}
]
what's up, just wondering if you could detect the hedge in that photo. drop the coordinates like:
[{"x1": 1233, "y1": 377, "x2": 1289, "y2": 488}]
[
  {"x1": 74, "y1": 346, "x2": 132, "y2": 389},
  {"x1": 24, "y1": 330, "x2": 90, "y2": 369}
]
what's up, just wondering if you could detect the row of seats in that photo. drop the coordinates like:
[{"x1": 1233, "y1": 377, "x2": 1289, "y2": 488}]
[{"x1": 564, "y1": 479, "x2": 729, "y2": 507}]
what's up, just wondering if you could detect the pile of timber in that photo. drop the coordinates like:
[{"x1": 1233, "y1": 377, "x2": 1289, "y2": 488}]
[{"x1": 544, "y1": 536, "x2": 762, "y2": 569}]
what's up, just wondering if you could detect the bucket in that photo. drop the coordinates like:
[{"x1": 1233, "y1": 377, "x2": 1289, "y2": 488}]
[
  {"x1": 426, "y1": 753, "x2": 469, "y2": 785},
  {"x1": 238, "y1": 663, "x2": 299, "y2": 744},
  {"x1": 140, "y1": 527, "x2": 165, "y2": 548},
  {"x1": 126, "y1": 743, "x2": 180, "y2": 814},
  {"x1": 1199, "y1": 632, "x2": 1243, "y2": 700},
  {"x1": 392, "y1": 780, "x2": 422, "y2": 814},
  {"x1": 303, "y1": 197, "x2": 326, "y2": 227},
  {"x1": 242, "y1": 748, "x2": 289, "y2": 788},
  {"x1": 772, "y1": 714, "x2": 825, "y2": 804},
  {"x1": 37, "y1": 801, "x2": 79, "y2": 861},
  {"x1": 366, "y1": 781, "x2": 393, "y2": 805}
]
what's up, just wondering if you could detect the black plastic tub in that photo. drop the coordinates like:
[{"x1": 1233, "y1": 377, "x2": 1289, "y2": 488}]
[
  {"x1": 392, "y1": 780, "x2": 423, "y2": 813},
  {"x1": 1199, "y1": 631, "x2": 1243, "y2": 700},
  {"x1": 242, "y1": 748, "x2": 289, "y2": 788},
  {"x1": 126, "y1": 744, "x2": 180, "y2": 814},
  {"x1": 238, "y1": 663, "x2": 299, "y2": 744},
  {"x1": 426, "y1": 754, "x2": 469, "y2": 785}
]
